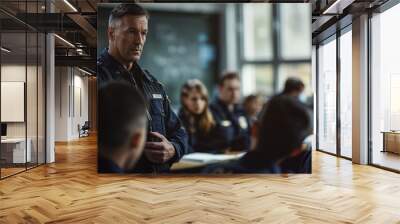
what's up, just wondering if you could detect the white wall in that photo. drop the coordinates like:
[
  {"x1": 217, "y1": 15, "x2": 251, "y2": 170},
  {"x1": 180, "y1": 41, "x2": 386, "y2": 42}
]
[
  {"x1": 1, "y1": 65, "x2": 38, "y2": 137},
  {"x1": 55, "y1": 66, "x2": 69, "y2": 141},
  {"x1": 55, "y1": 67, "x2": 89, "y2": 141}
]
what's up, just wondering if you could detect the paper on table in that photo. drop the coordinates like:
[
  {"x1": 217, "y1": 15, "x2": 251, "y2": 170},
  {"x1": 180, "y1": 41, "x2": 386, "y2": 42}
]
[{"x1": 181, "y1": 152, "x2": 245, "y2": 163}]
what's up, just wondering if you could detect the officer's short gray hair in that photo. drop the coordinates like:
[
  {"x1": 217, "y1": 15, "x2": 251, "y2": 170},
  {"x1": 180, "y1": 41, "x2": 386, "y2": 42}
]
[{"x1": 108, "y1": 3, "x2": 149, "y2": 28}]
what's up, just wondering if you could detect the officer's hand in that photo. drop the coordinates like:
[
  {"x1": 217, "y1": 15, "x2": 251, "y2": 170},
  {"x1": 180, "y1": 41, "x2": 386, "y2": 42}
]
[{"x1": 144, "y1": 132, "x2": 176, "y2": 164}]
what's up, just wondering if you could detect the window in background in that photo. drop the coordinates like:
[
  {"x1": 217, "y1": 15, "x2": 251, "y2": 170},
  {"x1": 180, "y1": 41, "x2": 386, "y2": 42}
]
[
  {"x1": 339, "y1": 29, "x2": 352, "y2": 158},
  {"x1": 242, "y1": 4, "x2": 273, "y2": 61},
  {"x1": 242, "y1": 64, "x2": 273, "y2": 96},
  {"x1": 279, "y1": 4, "x2": 311, "y2": 60},
  {"x1": 240, "y1": 4, "x2": 311, "y2": 98},
  {"x1": 278, "y1": 63, "x2": 312, "y2": 95},
  {"x1": 371, "y1": 4, "x2": 400, "y2": 171},
  {"x1": 317, "y1": 37, "x2": 337, "y2": 154}
]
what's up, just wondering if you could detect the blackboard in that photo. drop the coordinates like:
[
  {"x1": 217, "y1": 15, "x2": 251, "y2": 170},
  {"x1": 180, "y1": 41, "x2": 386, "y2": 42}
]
[{"x1": 139, "y1": 10, "x2": 220, "y2": 109}]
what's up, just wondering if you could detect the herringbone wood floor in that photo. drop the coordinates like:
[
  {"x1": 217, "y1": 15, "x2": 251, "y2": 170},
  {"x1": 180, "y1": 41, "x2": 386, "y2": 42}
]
[{"x1": 1, "y1": 135, "x2": 400, "y2": 224}]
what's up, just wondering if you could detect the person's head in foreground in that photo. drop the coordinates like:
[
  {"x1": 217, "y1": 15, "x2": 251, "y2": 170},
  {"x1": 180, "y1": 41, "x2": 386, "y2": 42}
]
[
  {"x1": 108, "y1": 3, "x2": 148, "y2": 68},
  {"x1": 205, "y1": 95, "x2": 312, "y2": 174},
  {"x1": 98, "y1": 82, "x2": 147, "y2": 173},
  {"x1": 180, "y1": 79, "x2": 215, "y2": 134},
  {"x1": 218, "y1": 71, "x2": 241, "y2": 108},
  {"x1": 282, "y1": 77, "x2": 305, "y2": 100},
  {"x1": 249, "y1": 94, "x2": 312, "y2": 165}
]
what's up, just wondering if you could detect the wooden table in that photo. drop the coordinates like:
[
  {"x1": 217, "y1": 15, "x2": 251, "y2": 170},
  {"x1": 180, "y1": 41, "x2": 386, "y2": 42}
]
[{"x1": 381, "y1": 131, "x2": 400, "y2": 154}]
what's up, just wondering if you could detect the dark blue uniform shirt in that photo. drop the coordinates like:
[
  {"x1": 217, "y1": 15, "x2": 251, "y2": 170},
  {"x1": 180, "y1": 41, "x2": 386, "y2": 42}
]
[
  {"x1": 178, "y1": 109, "x2": 225, "y2": 154},
  {"x1": 97, "y1": 49, "x2": 188, "y2": 173},
  {"x1": 209, "y1": 99, "x2": 251, "y2": 152}
]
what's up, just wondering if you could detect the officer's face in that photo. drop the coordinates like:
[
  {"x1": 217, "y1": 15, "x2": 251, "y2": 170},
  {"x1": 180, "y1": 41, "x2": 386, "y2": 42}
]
[
  {"x1": 219, "y1": 79, "x2": 241, "y2": 105},
  {"x1": 186, "y1": 90, "x2": 207, "y2": 115},
  {"x1": 109, "y1": 15, "x2": 148, "y2": 63}
]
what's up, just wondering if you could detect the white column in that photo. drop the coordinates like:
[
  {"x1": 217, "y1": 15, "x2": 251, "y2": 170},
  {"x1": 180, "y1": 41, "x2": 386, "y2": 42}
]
[
  {"x1": 352, "y1": 14, "x2": 369, "y2": 164},
  {"x1": 46, "y1": 33, "x2": 55, "y2": 163},
  {"x1": 45, "y1": 1, "x2": 56, "y2": 163}
]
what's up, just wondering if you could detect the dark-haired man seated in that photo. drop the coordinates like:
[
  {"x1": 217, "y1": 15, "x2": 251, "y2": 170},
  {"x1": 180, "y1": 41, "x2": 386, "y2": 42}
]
[
  {"x1": 203, "y1": 95, "x2": 312, "y2": 174},
  {"x1": 98, "y1": 83, "x2": 147, "y2": 173}
]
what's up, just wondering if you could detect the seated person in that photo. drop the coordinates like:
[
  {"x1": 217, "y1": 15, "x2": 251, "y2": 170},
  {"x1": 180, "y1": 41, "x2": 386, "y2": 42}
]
[
  {"x1": 179, "y1": 79, "x2": 225, "y2": 153},
  {"x1": 98, "y1": 82, "x2": 147, "y2": 173},
  {"x1": 280, "y1": 142, "x2": 312, "y2": 173},
  {"x1": 243, "y1": 94, "x2": 265, "y2": 150},
  {"x1": 280, "y1": 77, "x2": 306, "y2": 103},
  {"x1": 209, "y1": 72, "x2": 251, "y2": 152},
  {"x1": 259, "y1": 77, "x2": 308, "y2": 120},
  {"x1": 243, "y1": 93, "x2": 264, "y2": 126},
  {"x1": 203, "y1": 95, "x2": 312, "y2": 174}
]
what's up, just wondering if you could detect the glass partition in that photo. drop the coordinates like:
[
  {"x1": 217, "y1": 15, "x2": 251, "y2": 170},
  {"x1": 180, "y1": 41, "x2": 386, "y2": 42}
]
[
  {"x1": 1, "y1": 31, "x2": 28, "y2": 177},
  {"x1": 317, "y1": 37, "x2": 337, "y2": 154},
  {"x1": 0, "y1": 1, "x2": 46, "y2": 179}
]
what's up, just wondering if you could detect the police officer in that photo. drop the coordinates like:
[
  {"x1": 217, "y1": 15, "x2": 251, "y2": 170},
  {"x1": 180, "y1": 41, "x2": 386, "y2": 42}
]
[
  {"x1": 209, "y1": 72, "x2": 251, "y2": 152},
  {"x1": 97, "y1": 3, "x2": 188, "y2": 173}
]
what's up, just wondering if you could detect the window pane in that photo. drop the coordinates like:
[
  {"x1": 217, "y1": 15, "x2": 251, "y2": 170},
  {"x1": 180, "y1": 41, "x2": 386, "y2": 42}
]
[
  {"x1": 339, "y1": 30, "x2": 352, "y2": 158},
  {"x1": 241, "y1": 64, "x2": 273, "y2": 97},
  {"x1": 371, "y1": 4, "x2": 400, "y2": 171},
  {"x1": 317, "y1": 38, "x2": 337, "y2": 154},
  {"x1": 278, "y1": 63, "x2": 312, "y2": 96},
  {"x1": 280, "y1": 4, "x2": 311, "y2": 60},
  {"x1": 243, "y1": 4, "x2": 272, "y2": 60}
]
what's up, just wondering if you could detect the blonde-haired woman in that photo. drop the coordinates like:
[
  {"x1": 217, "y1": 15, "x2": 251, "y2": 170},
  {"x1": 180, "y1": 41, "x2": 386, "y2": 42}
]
[{"x1": 178, "y1": 79, "x2": 221, "y2": 153}]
